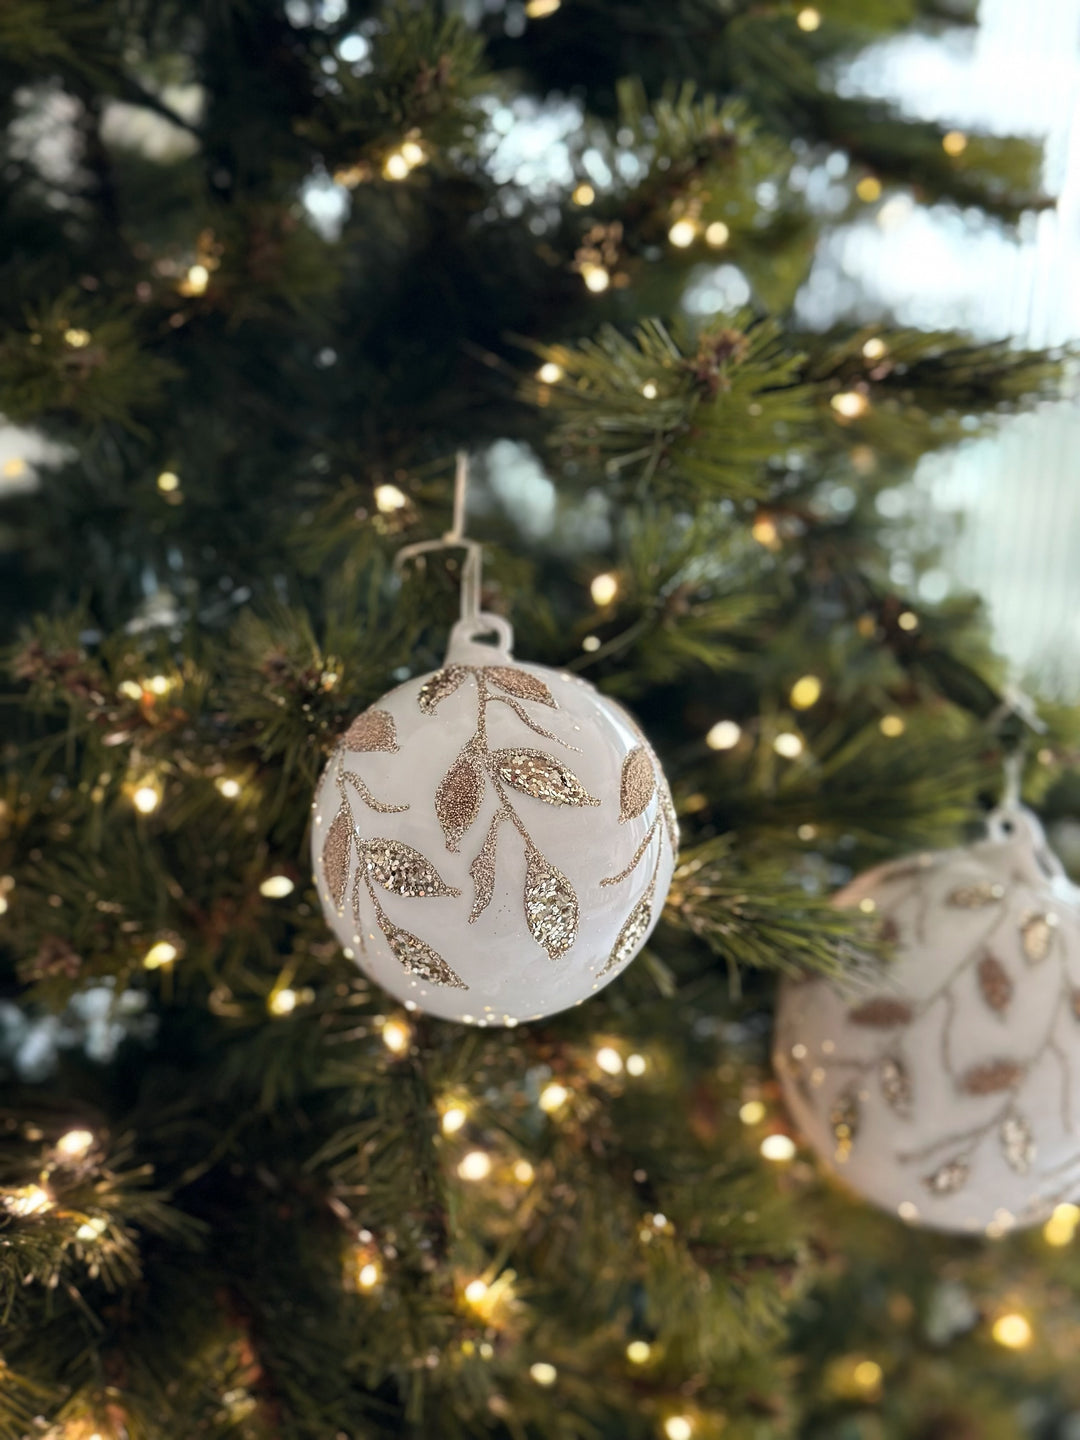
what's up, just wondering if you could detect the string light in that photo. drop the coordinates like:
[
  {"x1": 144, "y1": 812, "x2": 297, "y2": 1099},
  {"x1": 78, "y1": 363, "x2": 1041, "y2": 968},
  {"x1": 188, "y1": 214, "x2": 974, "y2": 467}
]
[
  {"x1": 852, "y1": 1359, "x2": 883, "y2": 1393},
  {"x1": 269, "y1": 988, "x2": 297, "y2": 1016},
  {"x1": 132, "y1": 782, "x2": 161, "y2": 814},
  {"x1": 216, "y1": 777, "x2": 242, "y2": 798},
  {"x1": 751, "y1": 515, "x2": 779, "y2": 547},
  {"x1": 626, "y1": 1053, "x2": 647, "y2": 1076},
  {"x1": 464, "y1": 1278, "x2": 489, "y2": 1305},
  {"x1": 858, "y1": 897, "x2": 876, "y2": 914},
  {"x1": 582, "y1": 264, "x2": 611, "y2": 293},
  {"x1": 181, "y1": 263, "x2": 210, "y2": 295},
  {"x1": 879, "y1": 714, "x2": 905, "y2": 737},
  {"x1": 572, "y1": 182, "x2": 595, "y2": 205},
  {"x1": 739, "y1": 1100, "x2": 766, "y2": 1125},
  {"x1": 798, "y1": 823, "x2": 818, "y2": 841},
  {"x1": 856, "y1": 176, "x2": 882, "y2": 202},
  {"x1": 595, "y1": 1046, "x2": 623, "y2": 1075},
  {"x1": 942, "y1": 130, "x2": 968, "y2": 156},
  {"x1": 259, "y1": 875, "x2": 295, "y2": 899},
  {"x1": 381, "y1": 1017, "x2": 411, "y2": 1054},
  {"x1": 830, "y1": 391, "x2": 869, "y2": 419},
  {"x1": 525, "y1": 0, "x2": 561, "y2": 15},
  {"x1": 76, "y1": 1216, "x2": 107, "y2": 1241},
  {"x1": 530, "y1": 1362, "x2": 557, "y2": 1386},
  {"x1": 641, "y1": 381, "x2": 658, "y2": 399},
  {"x1": 383, "y1": 152, "x2": 410, "y2": 180},
  {"x1": 64, "y1": 327, "x2": 91, "y2": 348},
  {"x1": 789, "y1": 674, "x2": 822, "y2": 709},
  {"x1": 581, "y1": 635, "x2": 601, "y2": 652},
  {"x1": 55, "y1": 1129, "x2": 94, "y2": 1161},
  {"x1": 143, "y1": 939, "x2": 178, "y2": 970},
  {"x1": 706, "y1": 719, "x2": 741, "y2": 751},
  {"x1": 1044, "y1": 1203, "x2": 1080, "y2": 1246},
  {"x1": 5, "y1": 1184, "x2": 51, "y2": 1216},
  {"x1": 590, "y1": 572, "x2": 619, "y2": 606},
  {"x1": 862, "y1": 337, "x2": 887, "y2": 361},
  {"x1": 513, "y1": 1159, "x2": 535, "y2": 1184},
  {"x1": 458, "y1": 1150, "x2": 492, "y2": 1181},
  {"x1": 664, "y1": 1418, "x2": 693, "y2": 1440},
  {"x1": 156, "y1": 470, "x2": 180, "y2": 493},
  {"x1": 668, "y1": 219, "x2": 697, "y2": 248},
  {"x1": 374, "y1": 482, "x2": 408, "y2": 512},
  {"x1": 992, "y1": 1313, "x2": 1032, "y2": 1349},
  {"x1": 536, "y1": 362, "x2": 564, "y2": 384},
  {"x1": 626, "y1": 1340, "x2": 651, "y2": 1364},
  {"x1": 760, "y1": 1134, "x2": 796, "y2": 1162},
  {"x1": 145, "y1": 675, "x2": 171, "y2": 695},
  {"x1": 897, "y1": 610, "x2": 918, "y2": 631},
  {"x1": 705, "y1": 220, "x2": 730, "y2": 247},
  {"x1": 3, "y1": 456, "x2": 27, "y2": 480},
  {"x1": 357, "y1": 1259, "x2": 381, "y2": 1289},
  {"x1": 441, "y1": 1104, "x2": 468, "y2": 1135},
  {"x1": 400, "y1": 140, "x2": 425, "y2": 168},
  {"x1": 539, "y1": 1082, "x2": 569, "y2": 1112},
  {"x1": 796, "y1": 7, "x2": 821, "y2": 30},
  {"x1": 773, "y1": 732, "x2": 804, "y2": 759}
]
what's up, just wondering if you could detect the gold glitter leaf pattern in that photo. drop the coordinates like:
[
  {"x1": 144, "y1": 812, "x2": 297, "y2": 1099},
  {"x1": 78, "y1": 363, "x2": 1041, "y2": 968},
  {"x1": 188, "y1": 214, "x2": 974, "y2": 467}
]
[
  {"x1": 958, "y1": 1059, "x2": 1024, "y2": 1095},
  {"x1": 379, "y1": 916, "x2": 467, "y2": 990},
  {"x1": 1021, "y1": 913, "x2": 1055, "y2": 964},
  {"x1": 418, "y1": 665, "x2": 470, "y2": 716},
  {"x1": 492, "y1": 749, "x2": 600, "y2": 808},
  {"x1": 923, "y1": 1157, "x2": 969, "y2": 1195},
  {"x1": 435, "y1": 753, "x2": 485, "y2": 851},
  {"x1": 362, "y1": 839, "x2": 461, "y2": 899},
  {"x1": 977, "y1": 954, "x2": 1013, "y2": 1014},
  {"x1": 658, "y1": 773, "x2": 680, "y2": 854},
  {"x1": 469, "y1": 809, "x2": 506, "y2": 923},
  {"x1": 880, "y1": 1055, "x2": 912, "y2": 1117},
  {"x1": 323, "y1": 807, "x2": 352, "y2": 909},
  {"x1": 848, "y1": 997, "x2": 913, "y2": 1028},
  {"x1": 341, "y1": 770, "x2": 410, "y2": 815},
  {"x1": 484, "y1": 665, "x2": 557, "y2": 708},
  {"x1": 618, "y1": 746, "x2": 656, "y2": 823},
  {"x1": 524, "y1": 851, "x2": 578, "y2": 959},
  {"x1": 1000, "y1": 1112, "x2": 1035, "y2": 1174},
  {"x1": 830, "y1": 1090, "x2": 859, "y2": 1163},
  {"x1": 601, "y1": 882, "x2": 655, "y2": 976},
  {"x1": 344, "y1": 708, "x2": 399, "y2": 752},
  {"x1": 947, "y1": 881, "x2": 1004, "y2": 908}
]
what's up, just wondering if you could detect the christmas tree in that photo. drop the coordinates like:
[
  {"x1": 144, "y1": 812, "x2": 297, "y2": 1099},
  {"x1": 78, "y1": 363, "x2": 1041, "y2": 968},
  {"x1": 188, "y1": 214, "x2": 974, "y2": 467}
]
[{"x1": 2, "y1": 2, "x2": 1079, "y2": 1437}]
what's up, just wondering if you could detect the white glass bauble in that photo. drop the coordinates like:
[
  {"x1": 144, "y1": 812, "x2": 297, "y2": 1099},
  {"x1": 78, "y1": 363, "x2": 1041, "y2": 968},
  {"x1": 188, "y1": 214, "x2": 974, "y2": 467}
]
[
  {"x1": 775, "y1": 808, "x2": 1080, "y2": 1234},
  {"x1": 312, "y1": 616, "x2": 677, "y2": 1025}
]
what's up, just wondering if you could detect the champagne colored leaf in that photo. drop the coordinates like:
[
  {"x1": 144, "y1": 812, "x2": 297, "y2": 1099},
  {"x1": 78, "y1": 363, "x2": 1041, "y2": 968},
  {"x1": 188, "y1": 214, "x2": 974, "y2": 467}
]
[
  {"x1": 418, "y1": 665, "x2": 470, "y2": 715},
  {"x1": 435, "y1": 752, "x2": 485, "y2": 851},
  {"x1": 484, "y1": 665, "x2": 557, "y2": 707},
  {"x1": 977, "y1": 953, "x2": 1013, "y2": 1013},
  {"x1": 958, "y1": 1059, "x2": 1024, "y2": 1095},
  {"x1": 923, "y1": 1157, "x2": 969, "y2": 1195},
  {"x1": 1000, "y1": 1112, "x2": 1035, "y2": 1174},
  {"x1": 361, "y1": 839, "x2": 460, "y2": 898},
  {"x1": 524, "y1": 851, "x2": 578, "y2": 959},
  {"x1": 343, "y1": 708, "x2": 398, "y2": 752},
  {"x1": 492, "y1": 748, "x2": 599, "y2": 808},
  {"x1": 848, "y1": 997, "x2": 913, "y2": 1027},
  {"x1": 380, "y1": 917, "x2": 467, "y2": 990},
  {"x1": 469, "y1": 809, "x2": 505, "y2": 923},
  {"x1": 322, "y1": 807, "x2": 352, "y2": 909},
  {"x1": 601, "y1": 882, "x2": 654, "y2": 975},
  {"x1": 618, "y1": 745, "x2": 656, "y2": 823}
]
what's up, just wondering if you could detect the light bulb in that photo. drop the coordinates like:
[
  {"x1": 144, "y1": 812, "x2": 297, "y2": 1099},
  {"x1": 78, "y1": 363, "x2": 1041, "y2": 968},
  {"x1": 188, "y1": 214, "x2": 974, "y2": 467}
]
[
  {"x1": 773, "y1": 732, "x2": 804, "y2": 759},
  {"x1": 381, "y1": 1018, "x2": 411, "y2": 1054},
  {"x1": 572, "y1": 182, "x2": 595, "y2": 205},
  {"x1": 56, "y1": 1129, "x2": 94, "y2": 1161},
  {"x1": 796, "y1": 7, "x2": 821, "y2": 30},
  {"x1": 539, "y1": 1082, "x2": 569, "y2": 1113},
  {"x1": 626, "y1": 1053, "x2": 647, "y2": 1076},
  {"x1": 156, "y1": 470, "x2": 180, "y2": 493},
  {"x1": 705, "y1": 221, "x2": 730, "y2": 247},
  {"x1": 143, "y1": 940, "x2": 178, "y2": 970},
  {"x1": 992, "y1": 1313, "x2": 1032, "y2": 1349},
  {"x1": 706, "y1": 720, "x2": 741, "y2": 751},
  {"x1": 374, "y1": 482, "x2": 407, "y2": 512},
  {"x1": 458, "y1": 1150, "x2": 492, "y2": 1182},
  {"x1": 789, "y1": 675, "x2": 822, "y2": 710},
  {"x1": 830, "y1": 391, "x2": 869, "y2": 419},
  {"x1": 942, "y1": 130, "x2": 968, "y2": 156},
  {"x1": 626, "y1": 1340, "x2": 651, "y2": 1363},
  {"x1": 216, "y1": 777, "x2": 242, "y2": 798},
  {"x1": 595, "y1": 1046, "x2": 623, "y2": 1075},
  {"x1": 536, "y1": 362, "x2": 563, "y2": 384},
  {"x1": 879, "y1": 714, "x2": 905, "y2": 737},
  {"x1": 269, "y1": 988, "x2": 297, "y2": 1016},
  {"x1": 590, "y1": 572, "x2": 618, "y2": 606},
  {"x1": 760, "y1": 1134, "x2": 796, "y2": 1162},
  {"x1": 259, "y1": 875, "x2": 295, "y2": 899},
  {"x1": 668, "y1": 219, "x2": 697, "y2": 248},
  {"x1": 530, "y1": 1362, "x2": 557, "y2": 1386},
  {"x1": 739, "y1": 1100, "x2": 766, "y2": 1125},
  {"x1": 582, "y1": 264, "x2": 611, "y2": 293},
  {"x1": 132, "y1": 784, "x2": 161, "y2": 814},
  {"x1": 441, "y1": 1105, "x2": 467, "y2": 1135}
]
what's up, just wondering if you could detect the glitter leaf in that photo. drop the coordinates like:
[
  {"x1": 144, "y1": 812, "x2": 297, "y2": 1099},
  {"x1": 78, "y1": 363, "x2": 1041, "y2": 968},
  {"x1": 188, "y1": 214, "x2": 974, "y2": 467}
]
[
  {"x1": 418, "y1": 665, "x2": 470, "y2": 716},
  {"x1": 1000, "y1": 1112, "x2": 1035, "y2": 1174},
  {"x1": 880, "y1": 1055, "x2": 912, "y2": 1117},
  {"x1": 486, "y1": 694, "x2": 568, "y2": 745},
  {"x1": 947, "y1": 881, "x2": 1004, "y2": 908},
  {"x1": 524, "y1": 851, "x2": 578, "y2": 959},
  {"x1": 322, "y1": 806, "x2": 352, "y2": 908},
  {"x1": 492, "y1": 748, "x2": 599, "y2": 808},
  {"x1": 484, "y1": 665, "x2": 557, "y2": 708},
  {"x1": 344, "y1": 708, "x2": 399, "y2": 752},
  {"x1": 923, "y1": 1157, "x2": 969, "y2": 1195},
  {"x1": 958, "y1": 1059, "x2": 1024, "y2": 1095},
  {"x1": 435, "y1": 752, "x2": 485, "y2": 851},
  {"x1": 600, "y1": 817, "x2": 659, "y2": 887},
  {"x1": 600, "y1": 882, "x2": 655, "y2": 976},
  {"x1": 977, "y1": 954, "x2": 1013, "y2": 1014},
  {"x1": 848, "y1": 997, "x2": 913, "y2": 1028},
  {"x1": 657, "y1": 771, "x2": 680, "y2": 854},
  {"x1": 469, "y1": 809, "x2": 506, "y2": 923},
  {"x1": 341, "y1": 770, "x2": 409, "y2": 815},
  {"x1": 830, "y1": 1089, "x2": 859, "y2": 1163},
  {"x1": 1021, "y1": 912, "x2": 1055, "y2": 964},
  {"x1": 618, "y1": 746, "x2": 656, "y2": 823},
  {"x1": 379, "y1": 915, "x2": 467, "y2": 989},
  {"x1": 361, "y1": 839, "x2": 461, "y2": 899}
]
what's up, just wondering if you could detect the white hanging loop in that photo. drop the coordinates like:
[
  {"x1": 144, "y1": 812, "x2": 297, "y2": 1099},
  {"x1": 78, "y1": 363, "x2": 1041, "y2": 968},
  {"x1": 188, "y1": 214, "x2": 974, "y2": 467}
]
[{"x1": 393, "y1": 451, "x2": 514, "y2": 659}]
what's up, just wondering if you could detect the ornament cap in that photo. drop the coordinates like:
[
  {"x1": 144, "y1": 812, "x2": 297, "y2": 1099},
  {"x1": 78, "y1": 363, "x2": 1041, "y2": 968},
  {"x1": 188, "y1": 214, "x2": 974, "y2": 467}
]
[
  {"x1": 985, "y1": 804, "x2": 1071, "y2": 891},
  {"x1": 445, "y1": 613, "x2": 515, "y2": 667}
]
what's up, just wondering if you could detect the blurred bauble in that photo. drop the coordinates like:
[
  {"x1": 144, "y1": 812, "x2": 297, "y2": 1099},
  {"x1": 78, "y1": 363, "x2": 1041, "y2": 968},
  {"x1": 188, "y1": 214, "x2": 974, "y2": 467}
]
[
  {"x1": 774, "y1": 807, "x2": 1080, "y2": 1233},
  {"x1": 312, "y1": 616, "x2": 677, "y2": 1025}
]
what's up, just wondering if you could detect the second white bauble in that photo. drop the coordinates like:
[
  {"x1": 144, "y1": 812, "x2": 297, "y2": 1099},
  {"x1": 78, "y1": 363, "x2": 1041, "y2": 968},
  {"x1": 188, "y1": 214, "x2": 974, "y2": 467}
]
[
  {"x1": 774, "y1": 808, "x2": 1080, "y2": 1234},
  {"x1": 312, "y1": 616, "x2": 677, "y2": 1025}
]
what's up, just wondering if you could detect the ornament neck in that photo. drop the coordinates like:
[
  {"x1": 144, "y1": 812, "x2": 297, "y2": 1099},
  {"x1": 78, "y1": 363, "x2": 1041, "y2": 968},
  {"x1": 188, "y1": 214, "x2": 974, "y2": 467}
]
[{"x1": 445, "y1": 613, "x2": 515, "y2": 667}]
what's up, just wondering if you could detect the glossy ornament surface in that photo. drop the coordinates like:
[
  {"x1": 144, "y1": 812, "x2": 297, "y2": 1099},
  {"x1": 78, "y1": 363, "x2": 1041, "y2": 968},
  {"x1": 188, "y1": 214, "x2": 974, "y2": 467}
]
[
  {"x1": 312, "y1": 617, "x2": 677, "y2": 1024},
  {"x1": 774, "y1": 809, "x2": 1080, "y2": 1234}
]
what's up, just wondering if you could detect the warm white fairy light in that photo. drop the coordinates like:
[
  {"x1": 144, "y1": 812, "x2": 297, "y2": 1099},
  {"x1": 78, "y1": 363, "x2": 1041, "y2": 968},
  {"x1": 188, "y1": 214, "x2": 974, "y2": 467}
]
[
  {"x1": 626, "y1": 1053, "x2": 647, "y2": 1077},
  {"x1": 441, "y1": 1104, "x2": 468, "y2": 1135},
  {"x1": 132, "y1": 782, "x2": 161, "y2": 814},
  {"x1": 830, "y1": 391, "x2": 869, "y2": 419},
  {"x1": 595, "y1": 1046, "x2": 623, "y2": 1075},
  {"x1": 862, "y1": 337, "x2": 887, "y2": 361},
  {"x1": 879, "y1": 714, "x2": 905, "y2": 737},
  {"x1": 464, "y1": 1278, "x2": 489, "y2": 1305},
  {"x1": 789, "y1": 674, "x2": 821, "y2": 710},
  {"x1": 259, "y1": 875, "x2": 295, "y2": 898},
  {"x1": 858, "y1": 897, "x2": 876, "y2": 914},
  {"x1": 751, "y1": 514, "x2": 779, "y2": 547},
  {"x1": 357, "y1": 1261, "x2": 380, "y2": 1289},
  {"x1": 739, "y1": 1100, "x2": 766, "y2": 1125},
  {"x1": 664, "y1": 1417, "x2": 693, "y2": 1440},
  {"x1": 269, "y1": 988, "x2": 297, "y2": 1017},
  {"x1": 76, "y1": 1216, "x2": 108, "y2": 1241},
  {"x1": 216, "y1": 776, "x2": 242, "y2": 798},
  {"x1": 590, "y1": 572, "x2": 618, "y2": 606},
  {"x1": 582, "y1": 264, "x2": 610, "y2": 293},
  {"x1": 381, "y1": 1018, "x2": 411, "y2": 1054},
  {"x1": 156, "y1": 470, "x2": 180, "y2": 493},
  {"x1": 897, "y1": 610, "x2": 919, "y2": 631},
  {"x1": 374, "y1": 482, "x2": 408, "y2": 512},
  {"x1": 626, "y1": 1340, "x2": 651, "y2": 1363},
  {"x1": 773, "y1": 731, "x2": 804, "y2": 759},
  {"x1": 5, "y1": 1184, "x2": 51, "y2": 1217},
  {"x1": 942, "y1": 130, "x2": 968, "y2": 156},
  {"x1": 796, "y1": 7, "x2": 821, "y2": 30},
  {"x1": 400, "y1": 140, "x2": 425, "y2": 168},
  {"x1": 572, "y1": 182, "x2": 595, "y2": 205},
  {"x1": 55, "y1": 1129, "x2": 94, "y2": 1161},
  {"x1": 705, "y1": 220, "x2": 730, "y2": 247},
  {"x1": 581, "y1": 634, "x2": 601, "y2": 652},
  {"x1": 1045, "y1": 1204, "x2": 1080, "y2": 1246},
  {"x1": 513, "y1": 1159, "x2": 535, "y2": 1184},
  {"x1": 183, "y1": 263, "x2": 210, "y2": 295},
  {"x1": 856, "y1": 176, "x2": 882, "y2": 202},
  {"x1": 705, "y1": 719, "x2": 741, "y2": 751},
  {"x1": 145, "y1": 675, "x2": 171, "y2": 695},
  {"x1": 537, "y1": 362, "x2": 564, "y2": 384},
  {"x1": 992, "y1": 1313, "x2": 1032, "y2": 1349},
  {"x1": 383, "y1": 152, "x2": 410, "y2": 180},
  {"x1": 760, "y1": 1134, "x2": 796, "y2": 1162},
  {"x1": 143, "y1": 939, "x2": 178, "y2": 970},
  {"x1": 458, "y1": 1150, "x2": 492, "y2": 1182},
  {"x1": 641, "y1": 381, "x2": 658, "y2": 399},
  {"x1": 526, "y1": 0, "x2": 561, "y2": 15},
  {"x1": 530, "y1": 1362, "x2": 557, "y2": 1386},
  {"x1": 539, "y1": 1082, "x2": 569, "y2": 1113},
  {"x1": 64, "y1": 327, "x2": 91, "y2": 348},
  {"x1": 668, "y1": 219, "x2": 697, "y2": 248}
]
